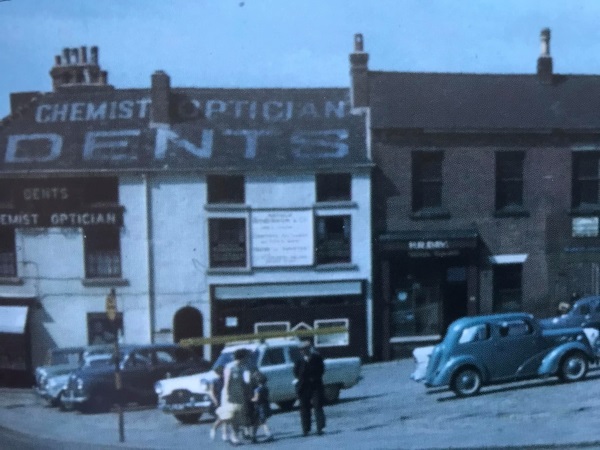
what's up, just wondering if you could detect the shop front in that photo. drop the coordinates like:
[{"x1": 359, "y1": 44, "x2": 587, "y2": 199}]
[
  {"x1": 0, "y1": 297, "x2": 35, "y2": 386},
  {"x1": 377, "y1": 229, "x2": 479, "y2": 359},
  {"x1": 211, "y1": 281, "x2": 368, "y2": 359}
]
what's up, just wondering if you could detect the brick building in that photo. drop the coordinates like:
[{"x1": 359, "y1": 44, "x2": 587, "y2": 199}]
[
  {"x1": 350, "y1": 30, "x2": 600, "y2": 359},
  {"x1": 0, "y1": 47, "x2": 373, "y2": 383}
]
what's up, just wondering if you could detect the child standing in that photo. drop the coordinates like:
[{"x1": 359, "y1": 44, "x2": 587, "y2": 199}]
[
  {"x1": 251, "y1": 371, "x2": 272, "y2": 442},
  {"x1": 209, "y1": 366, "x2": 228, "y2": 441}
]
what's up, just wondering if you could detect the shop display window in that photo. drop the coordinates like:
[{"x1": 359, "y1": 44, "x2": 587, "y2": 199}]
[
  {"x1": 207, "y1": 175, "x2": 245, "y2": 204},
  {"x1": 314, "y1": 318, "x2": 349, "y2": 347},
  {"x1": 208, "y1": 218, "x2": 247, "y2": 268},
  {"x1": 84, "y1": 227, "x2": 122, "y2": 278},
  {"x1": 316, "y1": 173, "x2": 351, "y2": 202},
  {"x1": 315, "y1": 215, "x2": 351, "y2": 264}
]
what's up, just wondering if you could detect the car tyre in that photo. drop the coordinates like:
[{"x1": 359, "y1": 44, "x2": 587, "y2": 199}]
[
  {"x1": 451, "y1": 367, "x2": 482, "y2": 397},
  {"x1": 277, "y1": 400, "x2": 296, "y2": 411},
  {"x1": 558, "y1": 351, "x2": 588, "y2": 382},
  {"x1": 175, "y1": 413, "x2": 202, "y2": 424}
]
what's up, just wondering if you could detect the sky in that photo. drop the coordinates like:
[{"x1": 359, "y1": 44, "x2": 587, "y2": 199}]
[{"x1": 1, "y1": 0, "x2": 600, "y2": 118}]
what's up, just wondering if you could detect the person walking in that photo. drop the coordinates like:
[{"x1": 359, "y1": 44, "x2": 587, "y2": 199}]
[
  {"x1": 251, "y1": 370, "x2": 272, "y2": 442},
  {"x1": 208, "y1": 365, "x2": 227, "y2": 441},
  {"x1": 222, "y1": 348, "x2": 252, "y2": 444},
  {"x1": 293, "y1": 340, "x2": 326, "y2": 436}
]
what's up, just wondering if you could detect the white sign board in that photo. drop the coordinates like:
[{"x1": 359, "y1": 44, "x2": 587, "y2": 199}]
[
  {"x1": 251, "y1": 210, "x2": 314, "y2": 267},
  {"x1": 572, "y1": 217, "x2": 599, "y2": 237}
]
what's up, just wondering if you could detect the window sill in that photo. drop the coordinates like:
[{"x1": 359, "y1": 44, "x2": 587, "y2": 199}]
[
  {"x1": 0, "y1": 277, "x2": 24, "y2": 286},
  {"x1": 82, "y1": 278, "x2": 130, "y2": 287},
  {"x1": 494, "y1": 207, "x2": 530, "y2": 218},
  {"x1": 411, "y1": 208, "x2": 450, "y2": 220},
  {"x1": 314, "y1": 201, "x2": 357, "y2": 209},
  {"x1": 207, "y1": 268, "x2": 253, "y2": 275},
  {"x1": 570, "y1": 206, "x2": 600, "y2": 216},
  {"x1": 205, "y1": 204, "x2": 250, "y2": 212},
  {"x1": 315, "y1": 263, "x2": 358, "y2": 271}
]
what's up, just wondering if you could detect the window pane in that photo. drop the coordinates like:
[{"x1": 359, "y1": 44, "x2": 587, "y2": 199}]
[
  {"x1": 0, "y1": 228, "x2": 16, "y2": 277},
  {"x1": 314, "y1": 319, "x2": 349, "y2": 347},
  {"x1": 412, "y1": 152, "x2": 443, "y2": 211},
  {"x1": 316, "y1": 173, "x2": 351, "y2": 202},
  {"x1": 315, "y1": 215, "x2": 351, "y2": 264},
  {"x1": 208, "y1": 218, "x2": 247, "y2": 268},
  {"x1": 207, "y1": 175, "x2": 245, "y2": 204},
  {"x1": 573, "y1": 152, "x2": 600, "y2": 208},
  {"x1": 496, "y1": 152, "x2": 524, "y2": 210},
  {"x1": 84, "y1": 227, "x2": 121, "y2": 278}
]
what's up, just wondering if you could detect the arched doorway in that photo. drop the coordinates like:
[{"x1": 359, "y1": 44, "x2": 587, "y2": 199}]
[{"x1": 173, "y1": 307, "x2": 204, "y2": 358}]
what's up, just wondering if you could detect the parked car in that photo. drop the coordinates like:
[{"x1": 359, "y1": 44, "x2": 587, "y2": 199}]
[
  {"x1": 423, "y1": 312, "x2": 597, "y2": 397},
  {"x1": 34, "y1": 345, "x2": 113, "y2": 407},
  {"x1": 154, "y1": 338, "x2": 362, "y2": 424},
  {"x1": 61, "y1": 343, "x2": 211, "y2": 413},
  {"x1": 540, "y1": 295, "x2": 600, "y2": 330}
]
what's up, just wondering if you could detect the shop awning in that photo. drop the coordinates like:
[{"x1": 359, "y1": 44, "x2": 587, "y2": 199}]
[{"x1": 0, "y1": 305, "x2": 28, "y2": 334}]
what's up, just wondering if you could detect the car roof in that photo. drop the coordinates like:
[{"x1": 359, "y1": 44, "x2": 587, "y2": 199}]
[
  {"x1": 451, "y1": 312, "x2": 534, "y2": 328},
  {"x1": 574, "y1": 295, "x2": 600, "y2": 306}
]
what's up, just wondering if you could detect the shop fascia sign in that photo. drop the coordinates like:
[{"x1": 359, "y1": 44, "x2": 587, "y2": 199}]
[{"x1": 1, "y1": 94, "x2": 364, "y2": 170}]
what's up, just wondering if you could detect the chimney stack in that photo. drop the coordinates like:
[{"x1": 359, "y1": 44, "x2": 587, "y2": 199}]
[
  {"x1": 537, "y1": 28, "x2": 553, "y2": 84},
  {"x1": 349, "y1": 33, "x2": 369, "y2": 108},
  {"x1": 50, "y1": 45, "x2": 109, "y2": 90},
  {"x1": 150, "y1": 70, "x2": 171, "y2": 126}
]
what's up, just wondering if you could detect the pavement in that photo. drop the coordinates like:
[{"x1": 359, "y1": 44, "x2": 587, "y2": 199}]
[{"x1": 2, "y1": 359, "x2": 600, "y2": 449}]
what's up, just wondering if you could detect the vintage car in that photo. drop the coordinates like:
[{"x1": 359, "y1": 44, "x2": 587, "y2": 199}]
[
  {"x1": 61, "y1": 343, "x2": 211, "y2": 413},
  {"x1": 539, "y1": 295, "x2": 600, "y2": 331},
  {"x1": 154, "y1": 338, "x2": 362, "y2": 424},
  {"x1": 34, "y1": 345, "x2": 113, "y2": 407},
  {"x1": 424, "y1": 312, "x2": 597, "y2": 397}
]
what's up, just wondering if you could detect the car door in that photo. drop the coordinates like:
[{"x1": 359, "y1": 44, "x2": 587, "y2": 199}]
[
  {"x1": 258, "y1": 347, "x2": 290, "y2": 401},
  {"x1": 121, "y1": 349, "x2": 153, "y2": 404},
  {"x1": 490, "y1": 318, "x2": 539, "y2": 380}
]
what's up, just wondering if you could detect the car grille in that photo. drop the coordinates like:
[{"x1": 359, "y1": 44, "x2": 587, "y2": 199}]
[{"x1": 164, "y1": 389, "x2": 209, "y2": 405}]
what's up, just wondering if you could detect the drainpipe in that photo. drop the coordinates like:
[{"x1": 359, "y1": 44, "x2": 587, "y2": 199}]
[{"x1": 144, "y1": 174, "x2": 156, "y2": 343}]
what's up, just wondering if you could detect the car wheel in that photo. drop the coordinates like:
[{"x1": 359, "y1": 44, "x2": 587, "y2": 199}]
[
  {"x1": 323, "y1": 385, "x2": 341, "y2": 404},
  {"x1": 174, "y1": 413, "x2": 202, "y2": 424},
  {"x1": 277, "y1": 400, "x2": 296, "y2": 411},
  {"x1": 451, "y1": 367, "x2": 482, "y2": 397},
  {"x1": 559, "y1": 351, "x2": 588, "y2": 382}
]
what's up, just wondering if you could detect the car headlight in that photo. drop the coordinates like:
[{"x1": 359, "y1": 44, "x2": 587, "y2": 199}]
[
  {"x1": 76, "y1": 378, "x2": 84, "y2": 390},
  {"x1": 154, "y1": 381, "x2": 163, "y2": 396}
]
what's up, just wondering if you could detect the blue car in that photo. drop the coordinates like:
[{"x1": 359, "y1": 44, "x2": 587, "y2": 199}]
[{"x1": 424, "y1": 312, "x2": 596, "y2": 397}]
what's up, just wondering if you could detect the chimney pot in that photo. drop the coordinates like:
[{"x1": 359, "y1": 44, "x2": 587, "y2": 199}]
[
  {"x1": 100, "y1": 70, "x2": 108, "y2": 85},
  {"x1": 54, "y1": 55, "x2": 62, "y2": 66},
  {"x1": 537, "y1": 27, "x2": 553, "y2": 84},
  {"x1": 72, "y1": 48, "x2": 80, "y2": 64},
  {"x1": 540, "y1": 28, "x2": 551, "y2": 56},
  {"x1": 63, "y1": 48, "x2": 70, "y2": 64},
  {"x1": 80, "y1": 46, "x2": 88, "y2": 64},
  {"x1": 90, "y1": 46, "x2": 99, "y2": 64},
  {"x1": 354, "y1": 33, "x2": 364, "y2": 52}
]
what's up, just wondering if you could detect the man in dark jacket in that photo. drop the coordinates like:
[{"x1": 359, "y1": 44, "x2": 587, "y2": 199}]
[{"x1": 293, "y1": 340, "x2": 326, "y2": 436}]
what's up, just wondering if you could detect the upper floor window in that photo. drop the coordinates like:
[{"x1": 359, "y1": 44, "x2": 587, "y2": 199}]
[
  {"x1": 412, "y1": 151, "x2": 443, "y2": 212},
  {"x1": 496, "y1": 151, "x2": 524, "y2": 211},
  {"x1": 207, "y1": 175, "x2": 245, "y2": 204},
  {"x1": 573, "y1": 152, "x2": 600, "y2": 210},
  {"x1": 316, "y1": 173, "x2": 351, "y2": 202},
  {"x1": 493, "y1": 264, "x2": 522, "y2": 313},
  {"x1": 208, "y1": 218, "x2": 247, "y2": 268},
  {"x1": 84, "y1": 227, "x2": 122, "y2": 278},
  {"x1": 0, "y1": 228, "x2": 16, "y2": 277},
  {"x1": 315, "y1": 215, "x2": 351, "y2": 265}
]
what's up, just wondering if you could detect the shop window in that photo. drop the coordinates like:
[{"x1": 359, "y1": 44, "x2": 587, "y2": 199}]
[
  {"x1": 573, "y1": 152, "x2": 600, "y2": 210},
  {"x1": 208, "y1": 218, "x2": 247, "y2": 268},
  {"x1": 254, "y1": 321, "x2": 290, "y2": 335},
  {"x1": 316, "y1": 173, "x2": 351, "y2": 202},
  {"x1": 496, "y1": 151, "x2": 524, "y2": 212},
  {"x1": 314, "y1": 319, "x2": 349, "y2": 347},
  {"x1": 0, "y1": 228, "x2": 16, "y2": 277},
  {"x1": 84, "y1": 227, "x2": 122, "y2": 278},
  {"x1": 493, "y1": 264, "x2": 522, "y2": 313},
  {"x1": 315, "y1": 215, "x2": 351, "y2": 265},
  {"x1": 207, "y1": 175, "x2": 245, "y2": 204},
  {"x1": 87, "y1": 312, "x2": 123, "y2": 345},
  {"x1": 412, "y1": 151, "x2": 443, "y2": 212},
  {"x1": 84, "y1": 177, "x2": 119, "y2": 206}
]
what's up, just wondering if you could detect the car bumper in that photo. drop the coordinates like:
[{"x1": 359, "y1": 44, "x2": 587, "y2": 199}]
[{"x1": 61, "y1": 389, "x2": 89, "y2": 406}]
